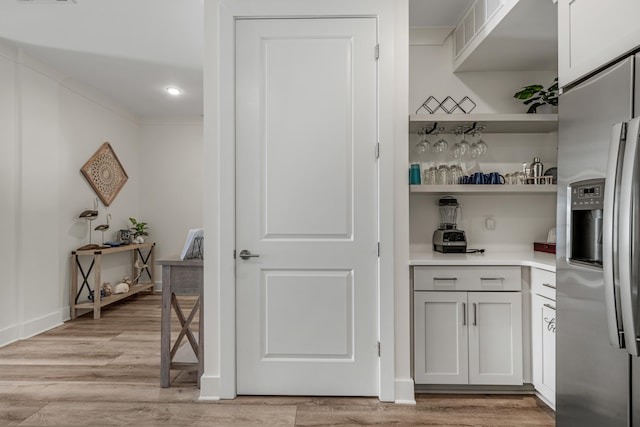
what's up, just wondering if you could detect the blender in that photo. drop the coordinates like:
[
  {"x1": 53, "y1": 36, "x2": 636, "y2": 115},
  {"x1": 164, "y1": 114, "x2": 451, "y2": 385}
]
[{"x1": 432, "y1": 196, "x2": 467, "y2": 253}]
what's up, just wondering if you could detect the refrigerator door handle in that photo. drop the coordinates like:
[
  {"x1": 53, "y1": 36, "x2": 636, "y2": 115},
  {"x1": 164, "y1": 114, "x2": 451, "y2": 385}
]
[
  {"x1": 619, "y1": 117, "x2": 640, "y2": 355},
  {"x1": 603, "y1": 122, "x2": 626, "y2": 348}
]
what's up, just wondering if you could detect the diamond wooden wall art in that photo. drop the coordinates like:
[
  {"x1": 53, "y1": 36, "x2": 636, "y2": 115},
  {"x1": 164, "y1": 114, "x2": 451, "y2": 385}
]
[{"x1": 80, "y1": 142, "x2": 128, "y2": 206}]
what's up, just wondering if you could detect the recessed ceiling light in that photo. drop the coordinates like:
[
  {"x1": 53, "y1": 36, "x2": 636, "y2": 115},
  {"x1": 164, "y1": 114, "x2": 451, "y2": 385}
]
[{"x1": 165, "y1": 87, "x2": 183, "y2": 96}]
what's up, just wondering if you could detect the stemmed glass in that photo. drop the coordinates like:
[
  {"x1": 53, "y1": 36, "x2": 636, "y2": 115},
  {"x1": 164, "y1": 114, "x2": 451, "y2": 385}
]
[
  {"x1": 470, "y1": 126, "x2": 488, "y2": 159},
  {"x1": 414, "y1": 130, "x2": 431, "y2": 163},
  {"x1": 452, "y1": 127, "x2": 471, "y2": 160},
  {"x1": 431, "y1": 128, "x2": 448, "y2": 153}
]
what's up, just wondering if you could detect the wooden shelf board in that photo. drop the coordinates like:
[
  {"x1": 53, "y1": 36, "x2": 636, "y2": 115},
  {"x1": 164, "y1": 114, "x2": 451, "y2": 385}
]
[
  {"x1": 410, "y1": 184, "x2": 557, "y2": 195},
  {"x1": 409, "y1": 113, "x2": 558, "y2": 134},
  {"x1": 74, "y1": 283, "x2": 154, "y2": 310},
  {"x1": 73, "y1": 241, "x2": 155, "y2": 256}
]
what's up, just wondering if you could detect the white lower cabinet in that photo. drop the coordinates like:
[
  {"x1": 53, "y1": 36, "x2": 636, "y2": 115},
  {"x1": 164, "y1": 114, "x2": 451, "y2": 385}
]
[
  {"x1": 531, "y1": 268, "x2": 556, "y2": 408},
  {"x1": 414, "y1": 290, "x2": 523, "y2": 385}
]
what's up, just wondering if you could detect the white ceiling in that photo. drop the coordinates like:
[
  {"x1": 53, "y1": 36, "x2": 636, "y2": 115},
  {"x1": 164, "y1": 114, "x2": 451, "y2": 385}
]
[
  {"x1": 409, "y1": 0, "x2": 474, "y2": 27},
  {"x1": 0, "y1": 0, "x2": 475, "y2": 119}
]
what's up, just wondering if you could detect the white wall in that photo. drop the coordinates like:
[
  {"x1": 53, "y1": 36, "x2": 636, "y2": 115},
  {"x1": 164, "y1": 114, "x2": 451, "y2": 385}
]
[
  {"x1": 410, "y1": 38, "x2": 557, "y2": 115},
  {"x1": 0, "y1": 46, "x2": 18, "y2": 345},
  {"x1": 0, "y1": 40, "x2": 203, "y2": 347},
  {"x1": 57, "y1": 79, "x2": 143, "y2": 313},
  {"x1": 19, "y1": 59, "x2": 61, "y2": 332},
  {"x1": 140, "y1": 120, "x2": 203, "y2": 282}
]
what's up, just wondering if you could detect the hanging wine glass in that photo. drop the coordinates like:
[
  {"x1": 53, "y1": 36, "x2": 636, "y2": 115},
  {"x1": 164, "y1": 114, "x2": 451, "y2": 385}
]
[
  {"x1": 470, "y1": 130, "x2": 480, "y2": 159},
  {"x1": 451, "y1": 128, "x2": 461, "y2": 158},
  {"x1": 475, "y1": 127, "x2": 488, "y2": 158},
  {"x1": 452, "y1": 127, "x2": 470, "y2": 159},
  {"x1": 414, "y1": 130, "x2": 431, "y2": 163},
  {"x1": 435, "y1": 128, "x2": 448, "y2": 151},
  {"x1": 431, "y1": 128, "x2": 448, "y2": 154},
  {"x1": 458, "y1": 129, "x2": 471, "y2": 160}
]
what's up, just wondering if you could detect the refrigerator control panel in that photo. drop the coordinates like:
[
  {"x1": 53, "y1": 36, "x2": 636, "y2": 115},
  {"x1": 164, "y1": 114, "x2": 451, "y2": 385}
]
[
  {"x1": 569, "y1": 178, "x2": 604, "y2": 267},
  {"x1": 571, "y1": 180, "x2": 604, "y2": 210}
]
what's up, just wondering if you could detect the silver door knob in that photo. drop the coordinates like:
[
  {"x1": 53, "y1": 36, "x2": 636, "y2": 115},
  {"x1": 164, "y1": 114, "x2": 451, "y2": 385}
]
[{"x1": 239, "y1": 249, "x2": 260, "y2": 260}]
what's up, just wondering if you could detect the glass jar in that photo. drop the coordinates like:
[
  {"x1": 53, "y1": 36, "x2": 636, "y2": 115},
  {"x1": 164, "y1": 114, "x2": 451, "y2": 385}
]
[
  {"x1": 436, "y1": 165, "x2": 450, "y2": 185},
  {"x1": 424, "y1": 167, "x2": 437, "y2": 185}
]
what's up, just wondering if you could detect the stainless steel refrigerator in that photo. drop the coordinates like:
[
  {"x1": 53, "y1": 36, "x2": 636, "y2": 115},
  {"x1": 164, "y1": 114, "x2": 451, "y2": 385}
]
[{"x1": 557, "y1": 53, "x2": 640, "y2": 426}]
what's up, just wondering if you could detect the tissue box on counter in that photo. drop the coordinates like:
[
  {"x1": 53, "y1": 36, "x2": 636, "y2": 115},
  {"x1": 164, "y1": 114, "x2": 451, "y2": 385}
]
[{"x1": 533, "y1": 242, "x2": 556, "y2": 254}]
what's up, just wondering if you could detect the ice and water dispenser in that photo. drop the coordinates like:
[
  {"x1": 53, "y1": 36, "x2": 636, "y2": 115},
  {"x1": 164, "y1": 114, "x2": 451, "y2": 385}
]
[{"x1": 569, "y1": 179, "x2": 604, "y2": 266}]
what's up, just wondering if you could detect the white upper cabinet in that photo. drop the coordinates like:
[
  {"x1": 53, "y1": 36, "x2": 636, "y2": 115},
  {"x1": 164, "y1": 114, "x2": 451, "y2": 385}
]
[
  {"x1": 453, "y1": 0, "x2": 558, "y2": 72},
  {"x1": 558, "y1": 0, "x2": 640, "y2": 87}
]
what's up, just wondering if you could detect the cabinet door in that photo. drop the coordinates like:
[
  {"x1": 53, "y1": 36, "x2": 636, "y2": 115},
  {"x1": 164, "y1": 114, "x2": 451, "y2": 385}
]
[
  {"x1": 559, "y1": 0, "x2": 640, "y2": 87},
  {"x1": 532, "y1": 293, "x2": 556, "y2": 408},
  {"x1": 468, "y1": 292, "x2": 523, "y2": 385},
  {"x1": 414, "y1": 292, "x2": 468, "y2": 384}
]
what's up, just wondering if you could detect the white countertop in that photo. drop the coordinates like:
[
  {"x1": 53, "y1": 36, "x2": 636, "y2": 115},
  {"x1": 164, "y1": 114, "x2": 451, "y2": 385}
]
[{"x1": 409, "y1": 246, "x2": 556, "y2": 272}]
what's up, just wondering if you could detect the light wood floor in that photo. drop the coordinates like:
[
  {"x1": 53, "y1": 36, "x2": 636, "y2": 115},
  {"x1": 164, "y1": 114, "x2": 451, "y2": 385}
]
[{"x1": 0, "y1": 294, "x2": 555, "y2": 426}]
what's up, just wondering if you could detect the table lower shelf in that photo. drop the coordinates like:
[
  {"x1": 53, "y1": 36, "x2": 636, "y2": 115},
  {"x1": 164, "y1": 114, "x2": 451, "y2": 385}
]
[{"x1": 74, "y1": 282, "x2": 154, "y2": 311}]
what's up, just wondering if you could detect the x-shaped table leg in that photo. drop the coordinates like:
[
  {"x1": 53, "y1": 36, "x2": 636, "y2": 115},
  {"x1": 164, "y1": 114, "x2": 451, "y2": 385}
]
[
  {"x1": 136, "y1": 247, "x2": 153, "y2": 282},
  {"x1": 75, "y1": 257, "x2": 95, "y2": 304},
  {"x1": 170, "y1": 294, "x2": 200, "y2": 359}
]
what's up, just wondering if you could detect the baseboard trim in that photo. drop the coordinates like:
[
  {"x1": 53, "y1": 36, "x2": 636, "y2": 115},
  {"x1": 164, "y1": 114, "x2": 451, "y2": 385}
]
[
  {"x1": 60, "y1": 306, "x2": 70, "y2": 323},
  {"x1": 394, "y1": 378, "x2": 416, "y2": 404},
  {"x1": 414, "y1": 384, "x2": 536, "y2": 394},
  {"x1": 20, "y1": 311, "x2": 63, "y2": 340},
  {"x1": 199, "y1": 374, "x2": 222, "y2": 401},
  {"x1": 0, "y1": 324, "x2": 19, "y2": 348}
]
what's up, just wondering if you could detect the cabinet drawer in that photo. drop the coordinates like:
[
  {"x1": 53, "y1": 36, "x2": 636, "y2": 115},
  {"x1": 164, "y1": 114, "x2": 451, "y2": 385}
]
[
  {"x1": 414, "y1": 266, "x2": 521, "y2": 291},
  {"x1": 532, "y1": 268, "x2": 556, "y2": 300}
]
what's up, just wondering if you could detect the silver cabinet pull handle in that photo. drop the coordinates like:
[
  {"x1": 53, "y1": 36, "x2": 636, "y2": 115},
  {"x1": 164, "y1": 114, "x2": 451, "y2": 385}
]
[
  {"x1": 480, "y1": 277, "x2": 504, "y2": 281},
  {"x1": 462, "y1": 302, "x2": 466, "y2": 326},
  {"x1": 542, "y1": 283, "x2": 556, "y2": 289},
  {"x1": 543, "y1": 303, "x2": 556, "y2": 311},
  {"x1": 239, "y1": 249, "x2": 260, "y2": 260},
  {"x1": 434, "y1": 277, "x2": 457, "y2": 281},
  {"x1": 473, "y1": 303, "x2": 477, "y2": 326}
]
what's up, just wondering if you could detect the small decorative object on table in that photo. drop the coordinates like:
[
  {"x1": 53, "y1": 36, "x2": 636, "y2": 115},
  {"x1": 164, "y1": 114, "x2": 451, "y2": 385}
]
[
  {"x1": 77, "y1": 198, "x2": 100, "y2": 251},
  {"x1": 514, "y1": 77, "x2": 559, "y2": 113},
  {"x1": 129, "y1": 217, "x2": 149, "y2": 244},
  {"x1": 118, "y1": 229, "x2": 132, "y2": 244},
  {"x1": 180, "y1": 228, "x2": 204, "y2": 260}
]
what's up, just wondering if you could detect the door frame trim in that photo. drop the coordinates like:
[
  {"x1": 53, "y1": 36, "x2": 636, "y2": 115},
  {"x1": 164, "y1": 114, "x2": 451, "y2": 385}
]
[{"x1": 203, "y1": 0, "x2": 400, "y2": 402}]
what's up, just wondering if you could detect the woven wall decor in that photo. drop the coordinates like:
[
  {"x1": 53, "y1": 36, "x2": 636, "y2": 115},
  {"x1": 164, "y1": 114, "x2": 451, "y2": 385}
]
[{"x1": 80, "y1": 142, "x2": 128, "y2": 206}]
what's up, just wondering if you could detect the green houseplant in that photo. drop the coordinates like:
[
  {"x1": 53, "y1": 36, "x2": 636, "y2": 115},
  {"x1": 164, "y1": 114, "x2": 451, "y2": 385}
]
[
  {"x1": 129, "y1": 217, "x2": 149, "y2": 242},
  {"x1": 514, "y1": 77, "x2": 559, "y2": 113}
]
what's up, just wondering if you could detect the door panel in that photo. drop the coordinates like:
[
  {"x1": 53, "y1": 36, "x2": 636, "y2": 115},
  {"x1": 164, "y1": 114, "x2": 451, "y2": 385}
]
[
  {"x1": 263, "y1": 269, "x2": 352, "y2": 358},
  {"x1": 413, "y1": 292, "x2": 468, "y2": 384},
  {"x1": 263, "y1": 37, "x2": 352, "y2": 239},
  {"x1": 468, "y1": 292, "x2": 522, "y2": 385},
  {"x1": 532, "y1": 293, "x2": 556, "y2": 407},
  {"x1": 558, "y1": 0, "x2": 640, "y2": 87},
  {"x1": 236, "y1": 17, "x2": 378, "y2": 396}
]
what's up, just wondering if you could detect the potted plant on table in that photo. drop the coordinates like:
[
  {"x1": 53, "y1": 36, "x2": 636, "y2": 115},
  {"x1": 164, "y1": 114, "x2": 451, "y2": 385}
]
[
  {"x1": 514, "y1": 77, "x2": 559, "y2": 113},
  {"x1": 129, "y1": 217, "x2": 149, "y2": 244}
]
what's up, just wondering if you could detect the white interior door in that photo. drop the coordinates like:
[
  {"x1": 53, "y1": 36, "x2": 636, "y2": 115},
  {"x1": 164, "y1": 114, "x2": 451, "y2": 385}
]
[{"x1": 235, "y1": 17, "x2": 379, "y2": 396}]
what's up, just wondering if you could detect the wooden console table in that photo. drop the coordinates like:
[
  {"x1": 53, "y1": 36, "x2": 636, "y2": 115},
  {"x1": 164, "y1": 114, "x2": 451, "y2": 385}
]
[
  {"x1": 157, "y1": 255, "x2": 203, "y2": 388},
  {"x1": 70, "y1": 242, "x2": 155, "y2": 320}
]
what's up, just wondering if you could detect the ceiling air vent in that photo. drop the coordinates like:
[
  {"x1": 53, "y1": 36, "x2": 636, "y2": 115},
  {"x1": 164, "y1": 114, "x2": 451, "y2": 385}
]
[{"x1": 17, "y1": 0, "x2": 77, "y2": 3}]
